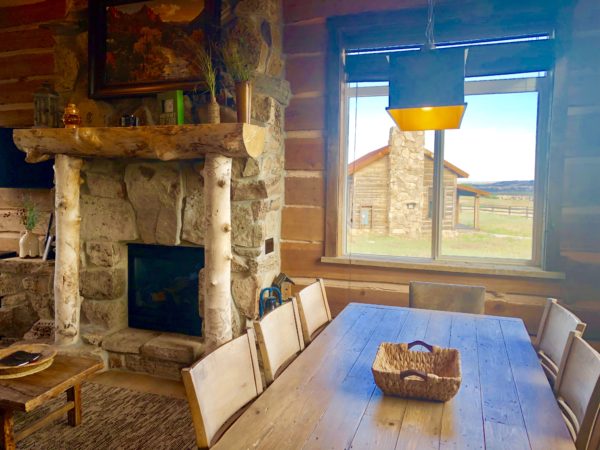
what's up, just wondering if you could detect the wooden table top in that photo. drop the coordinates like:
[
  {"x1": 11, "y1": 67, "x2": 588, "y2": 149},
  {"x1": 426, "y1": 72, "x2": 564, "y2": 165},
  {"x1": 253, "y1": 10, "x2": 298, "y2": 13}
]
[
  {"x1": 214, "y1": 303, "x2": 575, "y2": 450},
  {"x1": 0, "y1": 354, "x2": 103, "y2": 412}
]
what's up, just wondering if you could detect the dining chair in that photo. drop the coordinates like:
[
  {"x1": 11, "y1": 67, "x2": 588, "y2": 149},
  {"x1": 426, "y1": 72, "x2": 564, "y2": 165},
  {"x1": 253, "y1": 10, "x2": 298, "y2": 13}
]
[
  {"x1": 296, "y1": 278, "x2": 332, "y2": 345},
  {"x1": 554, "y1": 330, "x2": 600, "y2": 450},
  {"x1": 535, "y1": 298, "x2": 587, "y2": 387},
  {"x1": 254, "y1": 297, "x2": 305, "y2": 385},
  {"x1": 181, "y1": 329, "x2": 263, "y2": 449},
  {"x1": 408, "y1": 281, "x2": 486, "y2": 314}
]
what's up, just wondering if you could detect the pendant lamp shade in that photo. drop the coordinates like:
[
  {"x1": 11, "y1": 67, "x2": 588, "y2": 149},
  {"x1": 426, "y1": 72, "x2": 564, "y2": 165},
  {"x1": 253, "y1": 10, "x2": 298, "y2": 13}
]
[{"x1": 387, "y1": 47, "x2": 468, "y2": 131}]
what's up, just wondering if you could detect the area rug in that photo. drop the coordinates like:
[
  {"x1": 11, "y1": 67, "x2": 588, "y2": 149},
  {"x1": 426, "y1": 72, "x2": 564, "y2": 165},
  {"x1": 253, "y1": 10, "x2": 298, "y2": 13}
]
[{"x1": 14, "y1": 382, "x2": 196, "y2": 450}]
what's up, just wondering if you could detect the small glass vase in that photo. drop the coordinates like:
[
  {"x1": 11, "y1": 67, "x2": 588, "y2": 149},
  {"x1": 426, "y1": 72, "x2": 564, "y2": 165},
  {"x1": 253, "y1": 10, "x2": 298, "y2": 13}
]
[{"x1": 19, "y1": 230, "x2": 40, "y2": 258}]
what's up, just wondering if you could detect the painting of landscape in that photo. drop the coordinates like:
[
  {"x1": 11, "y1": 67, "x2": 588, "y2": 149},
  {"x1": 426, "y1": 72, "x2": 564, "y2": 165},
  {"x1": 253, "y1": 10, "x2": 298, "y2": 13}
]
[{"x1": 104, "y1": 0, "x2": 209, "y2": 85}]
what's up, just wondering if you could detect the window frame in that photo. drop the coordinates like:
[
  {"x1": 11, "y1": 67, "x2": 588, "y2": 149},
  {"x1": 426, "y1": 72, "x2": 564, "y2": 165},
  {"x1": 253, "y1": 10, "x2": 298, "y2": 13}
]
[
  {"x1": 324, "y1": 9, "x2": 561, "y2": 271},
  {"x1": 342, "y1": 76, "x2": 549, "y2": 266}
]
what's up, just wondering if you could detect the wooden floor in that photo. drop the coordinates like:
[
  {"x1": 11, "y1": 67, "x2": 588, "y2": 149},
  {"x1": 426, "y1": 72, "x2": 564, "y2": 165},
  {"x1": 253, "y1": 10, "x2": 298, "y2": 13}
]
[{"x1": 91, "y1": 370, "x2": 186, "y2": 400}]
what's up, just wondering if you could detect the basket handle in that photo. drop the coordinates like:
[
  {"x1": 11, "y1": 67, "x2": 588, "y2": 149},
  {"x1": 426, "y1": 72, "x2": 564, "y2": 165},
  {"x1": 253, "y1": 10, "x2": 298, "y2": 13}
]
[
  {"x1": 407, "y1": 340, "x2": 433, "y2": 352},
  {"x1": 399, "y1": 369, "x2": 428, "y2": 381}
]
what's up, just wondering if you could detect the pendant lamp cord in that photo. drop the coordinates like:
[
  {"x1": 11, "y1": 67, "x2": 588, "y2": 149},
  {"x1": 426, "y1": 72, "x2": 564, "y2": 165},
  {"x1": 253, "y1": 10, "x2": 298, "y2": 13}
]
[{"x1": 425, "y1": 0, "x2": 436, "y2": 49}]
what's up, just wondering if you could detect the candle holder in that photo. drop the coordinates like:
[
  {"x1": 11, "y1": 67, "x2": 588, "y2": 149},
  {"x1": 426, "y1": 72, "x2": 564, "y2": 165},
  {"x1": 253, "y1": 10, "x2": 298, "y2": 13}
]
[{"x1": 62, "y1": 103, "x2": 81, "y2": 128}]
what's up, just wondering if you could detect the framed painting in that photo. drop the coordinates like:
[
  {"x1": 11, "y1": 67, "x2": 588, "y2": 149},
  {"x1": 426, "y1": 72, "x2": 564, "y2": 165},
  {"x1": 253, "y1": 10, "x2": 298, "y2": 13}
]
[{"x1": 88, "y1": 0, "x2": 221, "y2": 98}]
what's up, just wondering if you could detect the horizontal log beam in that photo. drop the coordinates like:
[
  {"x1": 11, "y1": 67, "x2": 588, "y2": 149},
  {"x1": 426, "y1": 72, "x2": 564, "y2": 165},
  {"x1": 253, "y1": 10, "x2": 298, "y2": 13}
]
[
  {"x1": 13, "y1": 123, "x2": 267, "y2": 163},
  {"x1": 0, "y1": 53, "x2": 53, "y2": 81},
  {"x1": 0, "y1": 109, "x2": 33, "y2": 127},
  {"x1": 0, "y1": 28, "x2": 54, "y2": 53},
  {"x1": 0, "y1": 0, "x2": 67, "y2": 29}
]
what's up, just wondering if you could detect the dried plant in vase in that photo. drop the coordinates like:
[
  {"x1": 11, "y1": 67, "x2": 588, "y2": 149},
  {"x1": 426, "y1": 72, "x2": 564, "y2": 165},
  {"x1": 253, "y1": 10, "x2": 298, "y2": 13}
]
[
  {"x1": 221, "y1": 39, "x2": 252, "y2": 123},
  {"x1": 196, "y1": 47, "x2": 220, "y2": 124},
  {"x1": 19, "y1": 198, "x2": 40, "y2": 258}
]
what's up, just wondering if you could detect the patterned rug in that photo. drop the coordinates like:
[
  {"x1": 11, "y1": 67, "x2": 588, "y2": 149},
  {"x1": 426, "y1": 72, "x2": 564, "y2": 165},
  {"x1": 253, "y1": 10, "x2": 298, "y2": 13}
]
[{"x1": 14, "y1": 382, "x2": 196, "y2": 450}]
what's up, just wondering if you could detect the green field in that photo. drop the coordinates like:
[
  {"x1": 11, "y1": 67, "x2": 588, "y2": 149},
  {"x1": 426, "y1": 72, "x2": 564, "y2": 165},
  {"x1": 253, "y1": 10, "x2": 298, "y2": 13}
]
[{"x1": 348, "y1": 209, "x2": 534, "y2": 260}]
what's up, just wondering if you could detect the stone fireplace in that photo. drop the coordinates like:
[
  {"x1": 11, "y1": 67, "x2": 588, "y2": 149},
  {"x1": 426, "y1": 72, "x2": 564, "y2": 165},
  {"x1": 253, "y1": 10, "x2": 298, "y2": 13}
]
[
  {"x1": 14, "y1": 121, "x2": 286, "y2": 378},
  {"x1": 75, "y1": 152, "x2": 284, "y2": 340},
  {"x1": 7, "y1": 0, "x2": 289, "y2": 379},
  {"x1": 79, "y1": 122, "x2": 283, "y2": 321}
]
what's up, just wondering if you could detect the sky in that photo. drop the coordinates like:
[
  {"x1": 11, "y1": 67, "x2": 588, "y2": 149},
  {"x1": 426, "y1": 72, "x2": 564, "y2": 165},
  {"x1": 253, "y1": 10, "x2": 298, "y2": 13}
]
[{"x1": 347, "y1": 89, "x2": 539, "y2": 182}]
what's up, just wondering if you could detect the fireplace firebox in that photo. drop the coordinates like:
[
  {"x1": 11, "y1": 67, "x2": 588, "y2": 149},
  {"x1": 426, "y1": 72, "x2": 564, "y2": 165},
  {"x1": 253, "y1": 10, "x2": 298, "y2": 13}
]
[{"x1": 128, "y1": 244, "x2": 204, "y2": 336}]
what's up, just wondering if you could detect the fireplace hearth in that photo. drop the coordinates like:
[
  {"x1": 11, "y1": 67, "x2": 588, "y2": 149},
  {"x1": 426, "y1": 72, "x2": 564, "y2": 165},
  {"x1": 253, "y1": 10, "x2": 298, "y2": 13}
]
[{"x1": 128, "y1": 244, "x2": 204, "y2": 336}]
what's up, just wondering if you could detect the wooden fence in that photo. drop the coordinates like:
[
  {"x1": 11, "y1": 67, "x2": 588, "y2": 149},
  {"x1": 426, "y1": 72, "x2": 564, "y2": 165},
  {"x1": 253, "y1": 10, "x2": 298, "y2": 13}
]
[{"x1": 460, "y1": 204, "x2": 533, "y2": 218}]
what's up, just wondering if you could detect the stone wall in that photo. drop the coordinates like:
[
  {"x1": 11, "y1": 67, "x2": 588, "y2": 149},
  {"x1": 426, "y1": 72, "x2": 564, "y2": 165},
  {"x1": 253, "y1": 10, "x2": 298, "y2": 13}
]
[
  {"x1": 0, "y1": 258, "x2": 54, "y2": 339},
  {"x1": 387, "y1": 128, "x2": 425, "y2": 237},
  {"x1": 51, "y1": 0, "x2": 291, "y2": 347},
  {"x1": 78, "y1": 143, "x2": 285, "y2": 343}
]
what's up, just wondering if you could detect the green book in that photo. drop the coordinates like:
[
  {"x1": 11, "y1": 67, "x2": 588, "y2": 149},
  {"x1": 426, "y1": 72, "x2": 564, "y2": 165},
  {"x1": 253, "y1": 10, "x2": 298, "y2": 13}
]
[{"x1": 157, "y1": 90, "x2": 184, "y2": 125}]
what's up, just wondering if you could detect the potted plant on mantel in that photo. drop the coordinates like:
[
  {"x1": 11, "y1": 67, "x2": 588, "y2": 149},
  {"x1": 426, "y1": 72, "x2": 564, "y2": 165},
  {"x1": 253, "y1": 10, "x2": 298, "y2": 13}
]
[
  {"x1": 221, "y1": 39, "x2": 252, "y2": 123},
  {"x1": 19, "y1": 199, "x2": 40, "y2": 258},
  {"x1": 196, "y1": 47, "x2": 220, "y2": 124}
]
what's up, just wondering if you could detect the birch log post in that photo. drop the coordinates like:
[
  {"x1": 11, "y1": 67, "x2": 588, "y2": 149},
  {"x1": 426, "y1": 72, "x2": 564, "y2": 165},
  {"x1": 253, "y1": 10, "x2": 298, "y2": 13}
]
[
  {"x1": 54, "y1": 154, "x2": 83, "y2": 346},
  {"x1": 203, "y1": 153, "x2": 233, "y2": 351}
]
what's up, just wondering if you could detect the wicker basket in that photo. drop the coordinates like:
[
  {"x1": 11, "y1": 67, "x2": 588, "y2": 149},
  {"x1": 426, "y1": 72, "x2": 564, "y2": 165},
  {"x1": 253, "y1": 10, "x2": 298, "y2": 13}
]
[{"x1": 372, "y1": 340, "x2": 461, "y2": 402}]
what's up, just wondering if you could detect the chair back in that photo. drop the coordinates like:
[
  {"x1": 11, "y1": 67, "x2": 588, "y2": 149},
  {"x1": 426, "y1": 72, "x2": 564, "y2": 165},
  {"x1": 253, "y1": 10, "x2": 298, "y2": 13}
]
[
  {"x1": 254, "y1": 298, "x2": 305, "y2": 384},
  {"x1": 554, "y1": 331, "x2": 600, "y2": 450},
  {"x1": 409, "y1": 281, "x2": 485, "y2": 314},
  {"x1": 182, "y1": 330, "x2": 263, "y2": 449},
  {"x1": 297, "y1": 278, "x2": 332, "y2": 344},
  {"x1": 535, "y1": 298, "x2": 587, "y2": 385}
]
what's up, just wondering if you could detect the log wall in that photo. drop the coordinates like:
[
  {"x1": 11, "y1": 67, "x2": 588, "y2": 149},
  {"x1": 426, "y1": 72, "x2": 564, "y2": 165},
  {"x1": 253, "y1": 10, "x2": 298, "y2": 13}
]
[
  {"x1": 0, "y1": 0, "x2": 63, "y2": 249},
  {"x1": 556, "y1": 0, "x2": 600, "y2": 332},
  {"x1": 0, "y1": 0, "x2": 64, "y2": 128},
  {"x1": 281, "y1": 0, "x2": 600, "y2": 338}
]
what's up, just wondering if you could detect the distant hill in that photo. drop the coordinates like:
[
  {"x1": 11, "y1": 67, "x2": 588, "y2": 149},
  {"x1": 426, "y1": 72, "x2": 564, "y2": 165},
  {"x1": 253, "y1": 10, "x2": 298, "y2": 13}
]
[{"x1": 461, "y1": 180, "x2": 534, "y2": 196}]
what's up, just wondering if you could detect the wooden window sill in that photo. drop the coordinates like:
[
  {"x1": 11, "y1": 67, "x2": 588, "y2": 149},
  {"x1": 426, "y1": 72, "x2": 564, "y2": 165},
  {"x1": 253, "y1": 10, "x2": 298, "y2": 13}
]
[{"x1": 320, "y1": 255, "x2": 565, "y2": 280}]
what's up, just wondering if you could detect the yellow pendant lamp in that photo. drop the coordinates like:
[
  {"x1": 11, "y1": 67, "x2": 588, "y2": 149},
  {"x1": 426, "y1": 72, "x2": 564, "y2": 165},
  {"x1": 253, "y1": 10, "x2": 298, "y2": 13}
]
[
  {"x1": 386, "y1": 0, "x2": 467, "y2": 131},
  {"x1": 386, "y1": 47, "x2": 467, "y2": 131}
]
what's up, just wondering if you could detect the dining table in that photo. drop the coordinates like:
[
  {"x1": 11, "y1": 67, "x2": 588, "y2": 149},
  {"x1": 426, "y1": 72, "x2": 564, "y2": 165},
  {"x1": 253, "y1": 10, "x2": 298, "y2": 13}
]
[{"x1": 213, "y1": 302, "x2": 575, "y2": 450}]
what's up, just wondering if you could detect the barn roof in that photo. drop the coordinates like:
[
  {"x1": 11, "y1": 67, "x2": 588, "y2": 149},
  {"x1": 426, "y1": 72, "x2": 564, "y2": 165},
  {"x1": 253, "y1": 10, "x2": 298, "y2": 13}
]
[
  {"x1": 348, "y1": 145, "x2": 469, "y2": 178},
  {"x1": 347, "y1": 145, "x2": 390, "y2": 175},
  {"x1": 457, "y1": 184, "x2": 492, "y2": 197}
]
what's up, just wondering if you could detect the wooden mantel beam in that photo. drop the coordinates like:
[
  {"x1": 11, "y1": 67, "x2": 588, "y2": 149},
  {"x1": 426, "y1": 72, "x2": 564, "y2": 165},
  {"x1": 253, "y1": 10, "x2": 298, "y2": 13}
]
[{"x1": 13, "y1": 124, "x2": 267, "y2": 163}]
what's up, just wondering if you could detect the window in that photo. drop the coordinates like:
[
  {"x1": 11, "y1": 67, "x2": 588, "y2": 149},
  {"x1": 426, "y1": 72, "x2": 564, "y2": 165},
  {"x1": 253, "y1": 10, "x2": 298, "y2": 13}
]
[
  {"x1": 359, "y1": 206, "x2": 372, "y2": 228},
  {"x1": 344, "y1": 73, "x2": 548, "y2": 265},
  {"x1": 327, "y1": 27, "x2": 555, "y2": 267}
]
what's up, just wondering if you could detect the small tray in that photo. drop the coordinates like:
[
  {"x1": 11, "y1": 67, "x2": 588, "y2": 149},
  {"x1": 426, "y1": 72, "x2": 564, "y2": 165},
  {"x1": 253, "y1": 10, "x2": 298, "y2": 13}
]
[
  {"x1": 0, "y1": 344, "x2": 56, "y2": 379},
  {"x1": 372, "y1": 340, "x2": 461, "y2": 402}
]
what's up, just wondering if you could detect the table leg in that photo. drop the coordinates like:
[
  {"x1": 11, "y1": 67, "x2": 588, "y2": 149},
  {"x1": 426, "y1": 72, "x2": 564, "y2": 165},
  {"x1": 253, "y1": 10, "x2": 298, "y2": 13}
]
[
  {"x1": 1, "y1": 408, "x2": 15, "y2": 450},
  {"x1": 66, "y1": 384, "x2": 82, "y2": 426}
]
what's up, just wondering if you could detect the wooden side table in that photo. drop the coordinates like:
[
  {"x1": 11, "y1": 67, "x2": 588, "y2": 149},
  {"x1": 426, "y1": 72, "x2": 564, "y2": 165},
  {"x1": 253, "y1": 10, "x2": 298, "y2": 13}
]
[{"x1": 0, "y1": 354, "x2": 103, "y2": 450}]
